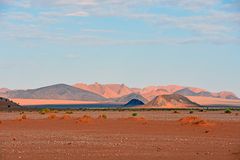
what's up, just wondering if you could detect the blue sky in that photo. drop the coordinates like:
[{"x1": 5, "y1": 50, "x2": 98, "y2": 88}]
[{"x1": 0, "y1": 0, "x2": 240, "y2": 96}]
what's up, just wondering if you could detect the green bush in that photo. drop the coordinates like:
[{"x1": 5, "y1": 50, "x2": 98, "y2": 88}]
[
  {"x1": 225, "y1": 108, "x2": 232, "y2": 114},
  {"x1": 132, "y1": 113, "x2": 138, "y2": 117}
]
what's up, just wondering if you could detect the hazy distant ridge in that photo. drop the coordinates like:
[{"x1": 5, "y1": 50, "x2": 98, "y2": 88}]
[
  {"x1": 3, "y1": 84, "x2": 107, "y2": 101},
  {"x1": 1, "y1": 83, "x2": 239, "y2": 101},
  {"x1": 74, "y1": 83, "x2": 239, "y2": 100}
]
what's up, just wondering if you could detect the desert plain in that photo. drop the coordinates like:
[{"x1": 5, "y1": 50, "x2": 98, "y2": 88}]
[{"x1": 0, "y1": 110, "x2": 240, "y2": 160}]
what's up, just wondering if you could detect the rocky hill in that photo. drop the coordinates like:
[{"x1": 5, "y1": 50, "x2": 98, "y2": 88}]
[
  {"x1": 124, "y1": 99, "x2": 145, "y2": 107},
  {"x1": 112, "y1": 93, "x2": 148, "y2": 103},
  {"x1": 145, "y1": 94, "x2": 201, "y2": 108},
  {"x1": 0, "y1": 97, "x2": 21, "y2": 109}
]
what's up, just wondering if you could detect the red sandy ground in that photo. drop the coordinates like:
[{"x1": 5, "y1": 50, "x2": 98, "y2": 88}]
[{"x1": 0, "y1": 111, "x2": 240, "y2": 160}]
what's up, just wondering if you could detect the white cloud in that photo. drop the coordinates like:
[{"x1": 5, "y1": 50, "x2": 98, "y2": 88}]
[
  {"x1": 54, "y1": 0, "x2": 97, "y2": 6},
  {"x1": 65, "y1": 11, "x2": 89, "y2": 17},
  {"x1": 0, "y1": 0, "x2": 239, "y2": 45}
]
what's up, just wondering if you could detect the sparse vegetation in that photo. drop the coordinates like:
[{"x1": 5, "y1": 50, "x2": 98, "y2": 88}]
[
  {"x1": 189, "y1": 110, "x2": 194, "y2": 114},
  {"x1": 77, "y1": 115, "x2": 93, "y2": 123},
  {"x1": 61, "y1": 115, "x2": 71, "y2": 120},
  {"x1": 19, "y1": 111, "x2": 25, "y2": 115},
  {"x1": 132, "y1": 113, "x2": 138, "y2": 117},
  {"x1": 173, "y1": 110, "x2": 180, "y2": 114},
  {"x1": 224, "y1": 108, "x2": 232, "y2": 114},
  {"x1": 65, "y1": 111, "x2": 73, "y2": 114},
  {"x1": 52, "y1": 110, "x2": 58, "y2": 113},
  {"x1": 39, "y1": 108, "x2": 51, "y2": 115},
  {"x1": 179, "y1": 116, "x2": 210, "y2": 126}
]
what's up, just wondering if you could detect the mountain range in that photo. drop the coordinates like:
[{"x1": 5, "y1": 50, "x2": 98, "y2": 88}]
[
  {"x1": 73, "y1": 83, "x2": 133, "y2": 98},
  {"x1": 74, "y1": 83, "x2": 239, "y2": 100},
  {"x1": 0, "y1": 88, "x2": 10, "y2": 93},
  {"x1": 0, "y1": 83, "x2": 239, "y2": 103}
]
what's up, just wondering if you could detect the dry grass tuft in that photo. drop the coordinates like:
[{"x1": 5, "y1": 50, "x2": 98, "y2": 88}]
[
  {"x1": 60, "y1": 115, "x2": 71, "y2": 120},
  {"x1": 179, "y1": 116, "x2": 199, "y2": 124},
  {"x1": 77, "y1": 115, "x2": 94, "y2": 123},
  {"x1": 17, "y1": 114, "x2": 27, "y2": 121},
  {"x1": 97, "y1": 114, "x2": 107, "y2": 120},
  {"x1": 48, "y1": 114, "x2": 57, "y2": 120},
  {"x1": 22, "y1": 114, "x2": 27, "y2": 120},
  {"x1": 179, "y1": 116, "x2": 211, "y2": 126}
]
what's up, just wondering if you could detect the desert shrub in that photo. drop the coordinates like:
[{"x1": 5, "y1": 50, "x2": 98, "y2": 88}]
[
  {"x1": 39, "y1": 108, "x2": 50, "y2": 115},
  {"x1": 173, "y1": 110, "x2": 180, "y2": 114},
  {"x1": 48, "y1": 114, "x2": 57, "y2": 119},
  {"x1": 19, "y1": 111, "x2": 25, "y2": 115},
  {"x1": 199, "y1": 109, "x2": 204, "y2": 112},
  {"x1": 98, "y1": 114, "x2": 107, "y2": 119},
  {"x1": 52, "y1": 110, "x2": 58, "y2": 113},
  {"x1": 65, "y1": 111, "x2": 73, "y2": 114},
  {"x1": 178, "y1": 116, "x2": 210, "y2": 126},
  {"x1": 21, "y1": 114, "x2": 27, "y2": 120},
  {"x1": 77, "y1": 115, "x2": 93, "y2": 123},
  {"x1": 205, "y1": 130, "x2": 210, "y2": 133},
  {"x1": 61, "y1": 115, "x2": 71, "y2": 120},
  {"x1": 132, "y1": 113, "x2": 138, "y2": 117},
  {"x1": 189, "y1": 110, "x2": 194, "y2": 114},
  {"x1": 225, "y1": 108, "x2": 232, "y2": 114}
]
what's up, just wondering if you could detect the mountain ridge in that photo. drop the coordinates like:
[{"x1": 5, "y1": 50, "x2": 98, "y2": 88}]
[
  {"x1": 1, "y1": 83, "x2": 239, "y2": 102},
  {"x1": 2, "y1": 84, "x2": 107, "y2": 101},
  {"x1": 74, "y1": 83, "x2": 239, "y2": 100}
]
